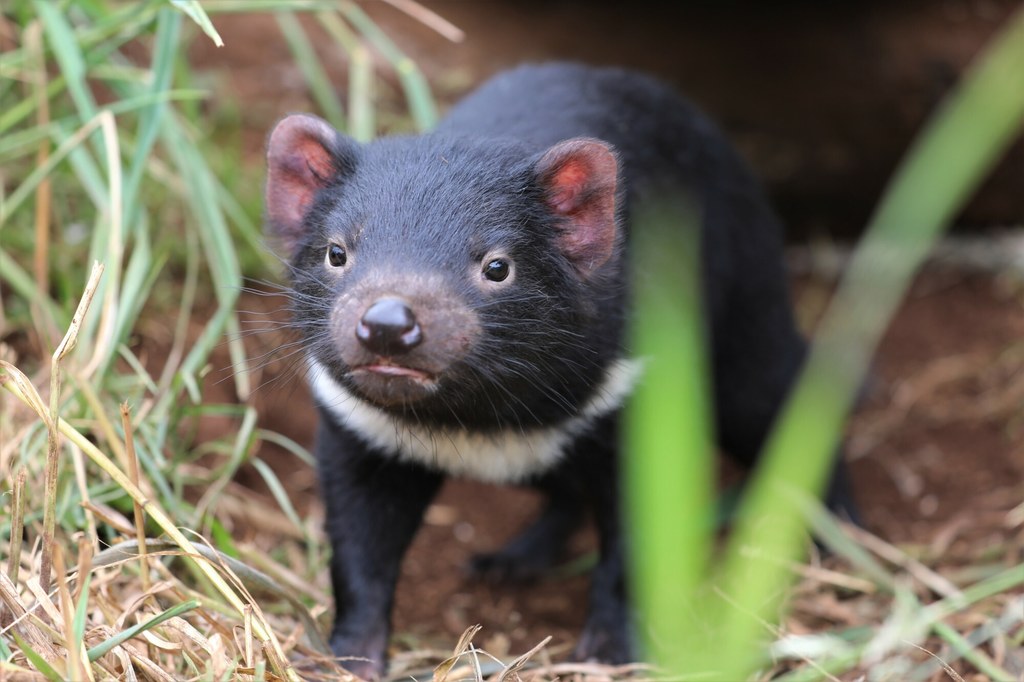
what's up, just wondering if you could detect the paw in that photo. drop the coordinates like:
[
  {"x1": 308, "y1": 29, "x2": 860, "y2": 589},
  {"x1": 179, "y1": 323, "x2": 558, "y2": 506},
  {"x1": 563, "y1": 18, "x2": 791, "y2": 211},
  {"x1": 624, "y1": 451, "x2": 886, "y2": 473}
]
[
  {"x1": 570, "y1": 620, "x2": 634, "y2": 664},
  {"x1": 329, "y1": 630, "x2": 387, "y2": 680},
  {"x1": 467, "y1": 549, "x2": 553, "y2": 584}
]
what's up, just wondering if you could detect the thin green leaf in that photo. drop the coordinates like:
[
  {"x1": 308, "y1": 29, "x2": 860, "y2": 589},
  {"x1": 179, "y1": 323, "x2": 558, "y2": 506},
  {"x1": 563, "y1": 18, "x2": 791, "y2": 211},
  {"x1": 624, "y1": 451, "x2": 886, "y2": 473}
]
[
  {"x1": 86, "y1": 599, "x2": 201, "y2": 661},
  {"x1": 625, "y1": 200, "x2": 714, "y2": 671},
  {"x1": 315, "y1": 11, "x2": 373, "y2": 140},
  {"x1": 924, "y1": 562, "x2": 1024, "y2": 622},
  {"x1": 209, "y1": 516, "x2": 241, "y2": 559},
  {"x1": 714, "y1": 9, "x2": 1024, "y2": 678},
  {"x1": 0, "y1": 89, "x2": 206, "y2": 159},
  {"x1": 157, "y1": 117, "x2": 246, "y2": 402},
  {"x1": 276, "y1": 12, "x2": 345, "y2": 130},
  {"x1": 200, "y1": 0, "x2": 339, "y2": 12},
  {"x1": 797, "y1": 495, "x2": 895, "y2": 590},
  {"x1": 931, "y1": 621, "x2": 1015, "y2": 682},
  {"x1": 225, "y1": 313, "x2": 251, "y2": 400},
  {"x1": 338, "y1": 0, "x2": 436, "y2": 130},
  {"x1": 251, "y1": 458, "x2": 304, "y2": 532},
  {"x1": 55, "y1": 121, "x2": 109, "y2": 213},
  {"x1": 34, "y1": 0, "x2": 99, "y2": 122},
  {"x1": 255, "y1": 429, "x2": 315, "y2": 467},
  {"x1": 71, "y1": 573, "x2": 93, "y2": 651},
  {"x1": 0, "y1": 114, "x2": 106, "y2": 226},
  {"x1": 0, "y1": 77, "x2": 67, "y2": 137},
  {"x1": 214, "y1": 181, "x2": 275, "y2": 269},
  {"x1": 116, "y1": 347, "x2": 161, "y2": 395},
  {"x1": 10, "y1": 631, "x2": 64, "y2": 682},
  {"x1": 0, "y1": 249, "x2": 68, "y2": 328},
  {"x1": 349, "y1": 44, "x2": 374, "y2": 142},
  {"x1": 123, "y1": 7, "x2": 182, "y2": 235},
  {"x1": 167, "y1": 0, "x2": 223, "y2": 46},
  {"x1": 105, "y1": 231, "x2": 165, "y2": 378}
]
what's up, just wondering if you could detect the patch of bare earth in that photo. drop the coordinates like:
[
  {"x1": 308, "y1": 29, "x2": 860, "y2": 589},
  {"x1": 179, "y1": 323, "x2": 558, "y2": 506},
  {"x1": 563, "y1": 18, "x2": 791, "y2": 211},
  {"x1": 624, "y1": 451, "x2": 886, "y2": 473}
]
[{"x1": 235, "y1": 266, "x2": 1023, "y2": 675}]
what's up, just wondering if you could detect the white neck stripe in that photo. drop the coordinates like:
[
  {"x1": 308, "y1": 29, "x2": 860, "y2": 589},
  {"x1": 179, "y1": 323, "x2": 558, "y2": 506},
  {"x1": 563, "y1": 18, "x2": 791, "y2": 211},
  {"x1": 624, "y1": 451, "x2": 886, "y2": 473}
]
[{"x1": 308, "y1": 357, "x2": 642, "y2": 483}]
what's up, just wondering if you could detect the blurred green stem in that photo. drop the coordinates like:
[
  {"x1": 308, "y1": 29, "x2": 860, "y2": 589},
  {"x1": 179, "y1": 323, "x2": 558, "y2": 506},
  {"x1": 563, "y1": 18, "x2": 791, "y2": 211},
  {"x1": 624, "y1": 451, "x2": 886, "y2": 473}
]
[{"x1": 715, "y1": 8, "x2": 1024, "y2": 678}]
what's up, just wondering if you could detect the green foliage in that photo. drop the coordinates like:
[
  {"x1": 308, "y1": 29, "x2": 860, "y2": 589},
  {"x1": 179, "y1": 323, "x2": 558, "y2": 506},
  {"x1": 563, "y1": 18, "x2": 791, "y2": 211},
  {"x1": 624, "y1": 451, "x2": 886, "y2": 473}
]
[
  {"x1": 0, "y1": 1, "x2": 437, "y2": 678},
  {"x1": 0, "y1": 0, "x2": 438, "y2": 520},
  {"x1": 625, "y1": 8, "x2": 1024, "y2": 681}
]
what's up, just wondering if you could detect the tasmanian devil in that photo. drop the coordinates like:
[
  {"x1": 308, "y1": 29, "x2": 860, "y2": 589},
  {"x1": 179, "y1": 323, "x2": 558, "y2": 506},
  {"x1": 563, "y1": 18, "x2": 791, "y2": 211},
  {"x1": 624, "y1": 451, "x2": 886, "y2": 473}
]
[{"x1": 263, "y1": 62, "x2": 856, "y2": 677}]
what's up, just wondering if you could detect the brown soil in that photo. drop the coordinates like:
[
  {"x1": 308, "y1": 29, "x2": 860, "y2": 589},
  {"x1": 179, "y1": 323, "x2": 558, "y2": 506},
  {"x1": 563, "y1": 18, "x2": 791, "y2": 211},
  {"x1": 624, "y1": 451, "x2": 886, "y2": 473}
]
[
  {"x1": 239, "y1": 267, "x2": 1024, "y2": 664},
  {"x1": 188, "y1": 1, "x2": 1024, "y2": 236}
]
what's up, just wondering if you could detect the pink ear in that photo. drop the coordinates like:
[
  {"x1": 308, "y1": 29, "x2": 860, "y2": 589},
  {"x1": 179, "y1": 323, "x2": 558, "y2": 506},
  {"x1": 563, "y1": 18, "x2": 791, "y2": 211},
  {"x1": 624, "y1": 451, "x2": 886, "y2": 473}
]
[
  {"x1": 265, "y1": 114, "x2": 343, "y2": 255},
  {"x1": 535, "y1": 138, "x2": 619, "y2": 277}
]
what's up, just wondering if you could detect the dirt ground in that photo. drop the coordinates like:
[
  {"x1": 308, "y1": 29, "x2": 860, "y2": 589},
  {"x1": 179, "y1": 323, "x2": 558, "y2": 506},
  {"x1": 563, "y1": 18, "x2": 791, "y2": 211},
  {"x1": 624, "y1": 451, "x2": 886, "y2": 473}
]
[
  {"x1": 240, "y1": 265, "x2": 1024, "y2": 662},
  {"x1": 190, "y1": 5, "x2": 1023, "y2": 670}
]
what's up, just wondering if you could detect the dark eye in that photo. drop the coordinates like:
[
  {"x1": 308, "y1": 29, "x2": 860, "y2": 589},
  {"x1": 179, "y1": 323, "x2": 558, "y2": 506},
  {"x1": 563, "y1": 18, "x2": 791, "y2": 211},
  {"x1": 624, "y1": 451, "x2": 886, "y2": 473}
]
[
  {"x1": 326, "y1": 243, "x2": 347, "y2": 267},
  {"x1": 482, "y1": 258, "x2": 511, "y2": 282}
]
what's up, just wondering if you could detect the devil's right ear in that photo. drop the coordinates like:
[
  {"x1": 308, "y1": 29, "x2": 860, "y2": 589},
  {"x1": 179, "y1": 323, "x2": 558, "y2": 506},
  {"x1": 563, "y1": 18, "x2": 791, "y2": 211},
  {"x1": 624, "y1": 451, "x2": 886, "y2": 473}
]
[{"x1": 265, "y1": 114, "x2": 356, "y2": 256}]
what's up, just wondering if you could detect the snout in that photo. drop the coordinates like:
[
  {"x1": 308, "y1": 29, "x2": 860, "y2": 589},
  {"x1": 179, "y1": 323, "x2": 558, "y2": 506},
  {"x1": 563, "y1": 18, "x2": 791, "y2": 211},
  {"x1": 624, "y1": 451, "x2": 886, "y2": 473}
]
[{"x1": 329, "y1": 278, "x2": 480, "y2": 407}]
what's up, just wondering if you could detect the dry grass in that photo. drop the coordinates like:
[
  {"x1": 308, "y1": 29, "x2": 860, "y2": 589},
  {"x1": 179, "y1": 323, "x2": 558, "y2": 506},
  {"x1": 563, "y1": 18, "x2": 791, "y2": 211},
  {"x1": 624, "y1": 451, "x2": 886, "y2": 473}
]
[{"x1": 3, "y1": 274, "x2": 1021, "y2": 680}]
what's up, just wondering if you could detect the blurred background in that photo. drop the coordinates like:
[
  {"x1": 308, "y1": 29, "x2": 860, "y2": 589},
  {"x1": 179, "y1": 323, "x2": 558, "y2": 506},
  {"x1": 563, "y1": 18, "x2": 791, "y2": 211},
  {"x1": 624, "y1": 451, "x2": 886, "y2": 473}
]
[{"x1": 190, "y1": 0, "x2": 1023, "y2": 236}]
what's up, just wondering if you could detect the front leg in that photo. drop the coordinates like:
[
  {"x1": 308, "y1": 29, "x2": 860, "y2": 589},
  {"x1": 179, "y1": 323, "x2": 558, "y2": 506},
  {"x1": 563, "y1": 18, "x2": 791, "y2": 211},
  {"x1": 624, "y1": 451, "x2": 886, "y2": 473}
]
[
  {"x1": 567, "y1": 415, "x2": 634, "y2": 664},
  {"x1": 316, "y1": 415, "x2": 443, "y2": 678},
  {"x1": 468, "y1": 469, "x2": 586, "y2": 584}
]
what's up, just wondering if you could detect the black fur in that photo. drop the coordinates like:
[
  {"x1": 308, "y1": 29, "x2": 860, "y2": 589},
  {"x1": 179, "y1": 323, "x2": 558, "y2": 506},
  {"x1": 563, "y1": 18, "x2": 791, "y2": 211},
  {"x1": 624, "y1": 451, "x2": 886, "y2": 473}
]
[{"x1": 264, "y1": 62, "x2": 857, "y2": 678}]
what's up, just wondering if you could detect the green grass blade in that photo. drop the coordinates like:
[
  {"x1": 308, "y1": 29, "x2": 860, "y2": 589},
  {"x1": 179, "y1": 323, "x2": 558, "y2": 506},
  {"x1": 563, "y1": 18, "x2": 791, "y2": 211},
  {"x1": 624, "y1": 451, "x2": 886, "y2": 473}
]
[
  {"x1": 924, "y1": 562, "x2": 1024, "y2": 622},
  {"x1": 86, "y1": 599, "x2": 201, "y2": 661},
  {"x1": 103, "y1": 232, "x2": 168, "y2": 379},
  {"x1": 337, "y1": 0, "x2": 436, "y2": 130},
  {"x1": 0, "y1": 115, "x2": 106, "y2": 227},
  {"x1": 157, "y1": 117, "x2": 246, "y2": 401},
  {"x1": 123, "y1": 7, "x2": 181, "y2": 234},
  {"x1": 56, "y1": 122, "x2": 109, "y2": 213},
  {"x1": 275, "y1": 12, "x2": 346, "y2": 131},
  {"x1": 625, "y1": 199, "x2": 714, "y2": 671},
  {"x1": 315, "y1": 11, "x2": 373, "y2": 140},
  {"x1": 163, "y1": 122, "x2": 241, "y2": 295},
  {"x1": 210, "y1": 516, "x2": 241, "y2": 558},
  {"x1": 394, "y1": 58, "x2": 437, "y2": 132},
  {"x1": 190, "y1": 406, "x2": 257, "y2": 526},
  {"x1": 214, "y1": 180, "x2": 275, "y2": 271},
  {"x1": 34, "y1": 0, "x2": 99, "y2": 122},
  {"x1": 71, "y1": 573, "x2": 93, "y2": 653},
  {"x1": 0, "y1": 77, "x2": 67, "y2": 137},
  {"x1": 930, "y1": 620, "x2": 1016, "y2": 682},
  {"x1": 76, "y1": 0, "x2": 159, "y2": 46},
  {"x1": 167, "y1": 0, "x2": 223, "y2": 46},
  {"x1": 201, "y1": 0, "x2": 339, "y2": 11},
  {"x1": 798, "y1": 496, "x2": 894, "y2": 590},
  {"x1": 255, "y1": 429, "x2": 315, "y2": 467},
  {"x1": 348, "y1": 43, "x2": 375, "y2": 142},
  {"x1": 713, "y1": 9, "x2": 1024, "y2": 679},
  {"x1": 0, "y1": 249, "x2": 68, "y2": 327},
  {"x1": 116, "y1": 346, "x2": 161, "y2": 395},
  {"x1": 0, "y1": 89, "x2": 206, "y2": 159},
  {"x1": 10, "y1": 632, "x2": 64, "y2": 682},
  {"x1": 251, "y1": 458, "x2": 304, "y2": 531}
]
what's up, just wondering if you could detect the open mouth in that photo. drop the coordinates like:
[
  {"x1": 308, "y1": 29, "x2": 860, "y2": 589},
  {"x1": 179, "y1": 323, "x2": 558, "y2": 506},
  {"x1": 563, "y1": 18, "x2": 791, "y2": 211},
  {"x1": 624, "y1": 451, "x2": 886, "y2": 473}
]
[
  {"x1": 351, "y1": 363, "x2": 434, "y2": 383},
  {"x1": 347, "y1": 362, "x2": 438, "y2": 406}
]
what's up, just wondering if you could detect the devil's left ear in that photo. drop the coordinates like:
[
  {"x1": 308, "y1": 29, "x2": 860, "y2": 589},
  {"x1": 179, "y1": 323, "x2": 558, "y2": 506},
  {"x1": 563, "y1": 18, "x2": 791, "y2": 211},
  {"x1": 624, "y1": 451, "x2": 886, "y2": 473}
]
[
  {"x1": 265, "y1": 114, "x2": 358, "y2": 257},
  {"x1": 533, "y1": 138, "x2": 619, "y2": 277}
]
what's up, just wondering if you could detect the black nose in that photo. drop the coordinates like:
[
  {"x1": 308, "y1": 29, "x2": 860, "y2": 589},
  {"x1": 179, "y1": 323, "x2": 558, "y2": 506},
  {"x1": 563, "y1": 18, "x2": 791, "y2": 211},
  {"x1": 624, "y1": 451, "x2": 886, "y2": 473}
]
[{"x1": 356, "y1": 298, "x2": 423, "y2": 356}]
